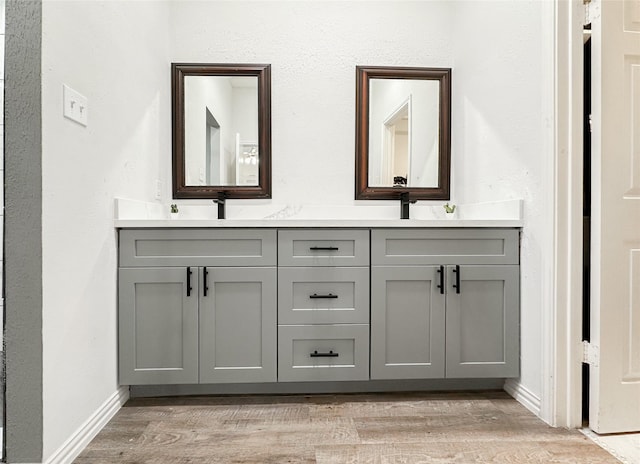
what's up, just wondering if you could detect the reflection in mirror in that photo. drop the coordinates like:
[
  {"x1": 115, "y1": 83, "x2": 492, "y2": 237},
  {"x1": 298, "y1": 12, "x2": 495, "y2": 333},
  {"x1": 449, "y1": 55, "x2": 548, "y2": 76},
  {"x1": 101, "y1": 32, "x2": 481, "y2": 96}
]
[
  {"x1": 185, "y1": 76, "x2": 258, "y2": 186},
  {"x1": 172, "y1": 63, "x2": 271, "y2": 199},
  {"x1": 369, "y1": 79, "x2": 440, "y2": 188},
  {"x1": 356, "y1": 66, "x2": 451, "y2": 200}
]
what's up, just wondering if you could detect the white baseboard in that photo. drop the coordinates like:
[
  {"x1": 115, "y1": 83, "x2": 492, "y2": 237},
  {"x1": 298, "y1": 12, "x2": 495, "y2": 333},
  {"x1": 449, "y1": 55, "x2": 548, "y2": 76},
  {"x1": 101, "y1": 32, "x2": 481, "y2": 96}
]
[
  {"x1": 504, "y1": 379, "x2": 541, "y2": 417},
  {"x1": 45, "y1": 386, "x2": 129, "y2": 464}
]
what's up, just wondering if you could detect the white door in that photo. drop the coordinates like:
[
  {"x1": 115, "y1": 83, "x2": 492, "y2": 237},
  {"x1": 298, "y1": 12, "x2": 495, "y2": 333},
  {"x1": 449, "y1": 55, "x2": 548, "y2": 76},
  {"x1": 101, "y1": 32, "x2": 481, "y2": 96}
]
[{"x1": 589, "y1": 0, "x2": 640, "y2": 433}]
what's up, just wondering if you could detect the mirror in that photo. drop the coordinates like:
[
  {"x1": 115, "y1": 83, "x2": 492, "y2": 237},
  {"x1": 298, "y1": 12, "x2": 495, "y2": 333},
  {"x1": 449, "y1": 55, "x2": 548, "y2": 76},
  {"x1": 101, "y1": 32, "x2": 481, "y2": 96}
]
[
  {"x1": 355, "y1": 66, "x2": 451, "y2": 200},
  {"x1": 172, "y1": 63, "x2": 271, "y2": 199}
]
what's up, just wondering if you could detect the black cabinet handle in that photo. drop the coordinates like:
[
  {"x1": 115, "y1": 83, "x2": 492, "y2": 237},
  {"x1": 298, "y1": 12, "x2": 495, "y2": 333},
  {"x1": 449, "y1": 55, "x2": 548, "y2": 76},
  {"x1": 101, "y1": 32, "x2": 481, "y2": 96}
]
[
  {"x1": 309, "y1": 293, "x2": 338, "y2": 299},
  {"x1": 309, "y1": 246, "x2": 339, "y2": 251},
  {"x1": 310, "y1": 350, "x2": 339, "y2": 358},
  {"x1": 186, "y1": 267, "x2": 192, "y2": 297},
  {"x1": 437, "y1": 265, "x2": 444, "y2": 295},
  {"x1": 452, "y1": 265, "x2": 461, "y2": 294},
  {"x1": 203, "y1": 267, "x2": 209, "y2": 297}
]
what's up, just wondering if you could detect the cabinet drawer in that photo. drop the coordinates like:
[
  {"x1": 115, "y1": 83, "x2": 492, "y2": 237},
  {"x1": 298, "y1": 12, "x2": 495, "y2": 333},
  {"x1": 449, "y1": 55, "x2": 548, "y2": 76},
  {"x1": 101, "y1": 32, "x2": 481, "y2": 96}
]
[
  {"x1": 371, "y1": 229, "x2": 519, "y2": 265},
  {"x1": 278, "y1": 324, "x2": 369, "y2": 382},
  {"x1": 120, "y1": 229, "x2": 276, "y2": 267},
  {"x1": 278, "y1": 267, "x2": 369, "y2": 324},
  {"x1": 278, "y1": 229, "x2": 369, "y2": 267}
]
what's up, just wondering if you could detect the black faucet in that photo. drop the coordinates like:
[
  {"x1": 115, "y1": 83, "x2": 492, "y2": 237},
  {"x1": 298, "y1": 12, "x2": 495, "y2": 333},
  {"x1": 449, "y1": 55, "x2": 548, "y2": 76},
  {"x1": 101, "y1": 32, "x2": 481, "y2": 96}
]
[
  {"x1": 400, "y1": 192, "x2": 416, "y2": 220},
  {"x1": 213, "y1": 191, "x2": 227, "y2": 219}
]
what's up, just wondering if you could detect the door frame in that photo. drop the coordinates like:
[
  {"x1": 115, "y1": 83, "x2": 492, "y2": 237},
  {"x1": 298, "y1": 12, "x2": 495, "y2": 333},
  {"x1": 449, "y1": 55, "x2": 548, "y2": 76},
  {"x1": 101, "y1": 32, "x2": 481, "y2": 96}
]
[{"x1": 544, "y1": 0, "x2": 586, "y2": 429}]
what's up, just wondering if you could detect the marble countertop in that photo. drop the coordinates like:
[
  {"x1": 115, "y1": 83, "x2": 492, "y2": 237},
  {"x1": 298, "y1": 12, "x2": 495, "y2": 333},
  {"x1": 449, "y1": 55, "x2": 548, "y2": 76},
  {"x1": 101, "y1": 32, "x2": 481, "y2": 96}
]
[
  {"x1": 114, "y1": 198, "x2": 524, "y2": 229},
  {"x1": 115, "y1": 218, "x2": 522, "y2": 228}
]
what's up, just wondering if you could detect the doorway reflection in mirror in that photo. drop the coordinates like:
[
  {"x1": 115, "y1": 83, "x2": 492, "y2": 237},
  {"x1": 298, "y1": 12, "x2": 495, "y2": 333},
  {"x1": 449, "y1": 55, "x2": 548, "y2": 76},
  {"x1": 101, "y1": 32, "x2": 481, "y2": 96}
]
[{"x1": 368, "y1": 78, "x2": 440, "y2": 188}]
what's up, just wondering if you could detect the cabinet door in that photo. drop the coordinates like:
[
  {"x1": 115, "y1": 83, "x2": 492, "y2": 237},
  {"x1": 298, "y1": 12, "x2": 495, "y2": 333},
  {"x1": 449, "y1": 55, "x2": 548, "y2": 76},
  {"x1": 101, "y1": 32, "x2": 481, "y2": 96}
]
[
  {"x1": 446, "y1": 265, "x2": 519, "y2": 378},
  {"x1": 199, "y1": 267, "x2": 277, "y2": 383},
  {"x1": 119, "y1": 267, "x2": 199, "y2": 385},
  {"x1": 371, "y1": 266, "x2": 446, "y2": 379}
]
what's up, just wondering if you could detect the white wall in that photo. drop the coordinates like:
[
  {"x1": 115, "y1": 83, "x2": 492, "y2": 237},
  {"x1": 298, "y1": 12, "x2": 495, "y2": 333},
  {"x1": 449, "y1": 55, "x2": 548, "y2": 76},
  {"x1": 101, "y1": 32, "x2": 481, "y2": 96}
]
[
  {"x1": 232, "y1": 86, "x2": 259, "y2": 143},
  {"x1": 169, "y1": 1, "x2": 454, "y2": 204},
  {"x1": 40, "y1": 1, "x2": 171, "y2": 460},
  {"x1": 451, "y1": 1, "x2": 549, "y2": 406}
]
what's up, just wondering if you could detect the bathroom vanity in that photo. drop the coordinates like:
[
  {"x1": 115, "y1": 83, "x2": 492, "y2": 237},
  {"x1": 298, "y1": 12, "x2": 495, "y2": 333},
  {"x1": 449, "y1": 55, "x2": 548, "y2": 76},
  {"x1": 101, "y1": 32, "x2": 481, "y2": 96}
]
[
  {"x1": 117, "y1": 221, "x2": 520, "y2": 390},
  {"x1": 147, "y1": 61, "x2": 523, "y2": 395}
]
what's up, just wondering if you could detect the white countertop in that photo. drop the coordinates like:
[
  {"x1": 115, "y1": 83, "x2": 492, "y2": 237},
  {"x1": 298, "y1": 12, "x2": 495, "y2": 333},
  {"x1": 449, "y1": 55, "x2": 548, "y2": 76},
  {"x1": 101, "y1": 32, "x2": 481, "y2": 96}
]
[
  {"x1": 115, "y1": 218, "x2": 522, "y2": 228},
  {"x1": 114, "y1": 198, "x2": 524, "y2": 229}
]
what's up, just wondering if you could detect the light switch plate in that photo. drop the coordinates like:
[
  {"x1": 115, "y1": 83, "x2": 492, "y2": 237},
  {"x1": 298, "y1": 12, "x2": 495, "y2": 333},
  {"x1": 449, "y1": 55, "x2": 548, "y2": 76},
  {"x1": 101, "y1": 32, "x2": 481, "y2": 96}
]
[{"x1": 63, "y1": 84, "x2": 88, "y2": 126}]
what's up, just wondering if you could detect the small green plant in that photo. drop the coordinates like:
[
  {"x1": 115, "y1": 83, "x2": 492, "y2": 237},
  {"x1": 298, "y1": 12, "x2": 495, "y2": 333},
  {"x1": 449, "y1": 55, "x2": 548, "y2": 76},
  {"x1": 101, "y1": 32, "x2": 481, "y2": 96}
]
[
  {"x1": 443, "y1": 203, "x2": 456, "y2": 214},
  {"x1": 170, "y1": 204, "x2": 179, "y2": 214}
]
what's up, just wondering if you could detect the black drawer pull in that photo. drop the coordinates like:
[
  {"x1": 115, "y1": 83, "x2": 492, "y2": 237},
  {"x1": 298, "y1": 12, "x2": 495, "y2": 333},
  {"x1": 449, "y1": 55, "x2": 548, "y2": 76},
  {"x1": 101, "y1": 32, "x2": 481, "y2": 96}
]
[
  {"x1": 186, "y1": 267, "x2": 192, "y2": 297},
  {"x1": 452, "y1": 264, "x2": 461, "y2": 294},
  {"x1": 309, "y1": 246, "x2": 339, "y2": 251},
  {"x1": 203, "y1": 267, "x2": 209, "y2": 297},
  {"x1": 310, "y1": 350, "x2": 339, "y2": 358},
  {"x1": 309, "y1": 293, "x2": 338, "y2": 299},
  {"x1": 437, "y1": 265, "x2": 444, "y2": 295}
]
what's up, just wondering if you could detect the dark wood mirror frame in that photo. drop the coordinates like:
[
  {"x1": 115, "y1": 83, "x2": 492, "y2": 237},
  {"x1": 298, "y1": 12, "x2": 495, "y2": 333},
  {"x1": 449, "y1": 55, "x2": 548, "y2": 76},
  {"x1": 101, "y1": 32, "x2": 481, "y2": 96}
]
[
  {"x1": 172, "y1": 63, "x2": 272, "y2": 199},
  {"x1": 355, "y1": 66, "x2": 451, "y2": 200}
]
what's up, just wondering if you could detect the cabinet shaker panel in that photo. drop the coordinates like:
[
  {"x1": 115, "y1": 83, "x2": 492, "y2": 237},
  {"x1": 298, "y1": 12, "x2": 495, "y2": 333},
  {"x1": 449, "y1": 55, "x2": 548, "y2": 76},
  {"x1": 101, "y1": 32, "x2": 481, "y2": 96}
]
[
  {"x1": 370, "y1": 266, "x2": 446, "y2": 379},
  {"x1": 199, "y1": 267, "x2": 277, "y2": 383},
  {"x1": 120, "y1": 229, "x2": 276, "y2": 267},
  {"x1": 119, "y1": 267, "x2": 199, "y2": 385},
  {"x1": 445, "y1": 265, "x2": 520, "y2": 378},
  {"x1": 371, "y1": 229, "x2": 519, "y2": 265}
]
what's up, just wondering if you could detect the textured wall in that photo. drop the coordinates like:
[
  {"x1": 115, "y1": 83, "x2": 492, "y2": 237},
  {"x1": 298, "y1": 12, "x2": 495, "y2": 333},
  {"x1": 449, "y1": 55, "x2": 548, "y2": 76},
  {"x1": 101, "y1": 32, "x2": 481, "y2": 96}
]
[
  {"x1": 169, "y1": 1, "x2": 455, "y2": 205},
  {"x1": 4, "y1": 0, "x2": 43, "y2": 462},
  {"x1": 40, "y1": 1, "x2": 171, "y2": 460},
  {"x1": 452, "y1": 0, "x2": 548, "y2": 403}
]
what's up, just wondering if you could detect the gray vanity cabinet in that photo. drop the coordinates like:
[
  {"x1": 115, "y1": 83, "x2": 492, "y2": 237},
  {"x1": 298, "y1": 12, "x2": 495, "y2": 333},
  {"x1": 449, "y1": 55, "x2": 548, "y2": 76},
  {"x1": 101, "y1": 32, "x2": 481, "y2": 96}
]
[
  {"x1": 118, "y1": 226, "x2": 521, "y2": 388},
  {"x1": 371, "y1": 229, "x2": 520, "y2": 380},
  {"x1": 118, "y1": 229, "x2": 277, "y2": 385}
]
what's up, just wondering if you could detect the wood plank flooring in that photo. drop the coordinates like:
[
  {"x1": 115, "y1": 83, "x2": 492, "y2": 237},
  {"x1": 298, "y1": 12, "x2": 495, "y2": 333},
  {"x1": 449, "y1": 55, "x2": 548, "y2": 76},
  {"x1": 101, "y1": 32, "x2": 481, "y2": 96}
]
[{"x1": 73, "y1": 391, "x2": 620, "y2": 463}]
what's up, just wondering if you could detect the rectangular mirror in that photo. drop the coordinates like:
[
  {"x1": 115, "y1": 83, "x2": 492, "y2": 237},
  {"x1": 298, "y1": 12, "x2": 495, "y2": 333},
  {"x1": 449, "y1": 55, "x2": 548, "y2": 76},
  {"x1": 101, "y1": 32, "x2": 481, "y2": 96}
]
[
  {"x1": 172, "y1": 63, "x2": 271, "y2": 199},
  {"x1": 356, "y1": 66, "x2": 451, "y2": 200}
]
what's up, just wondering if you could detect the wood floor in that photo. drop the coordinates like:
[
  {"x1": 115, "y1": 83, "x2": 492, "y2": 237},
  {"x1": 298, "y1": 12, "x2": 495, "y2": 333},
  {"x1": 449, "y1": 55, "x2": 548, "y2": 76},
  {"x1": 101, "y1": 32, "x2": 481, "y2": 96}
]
[{"x1": 74, "y1": 391, "x2": 620, "y2": 463}]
